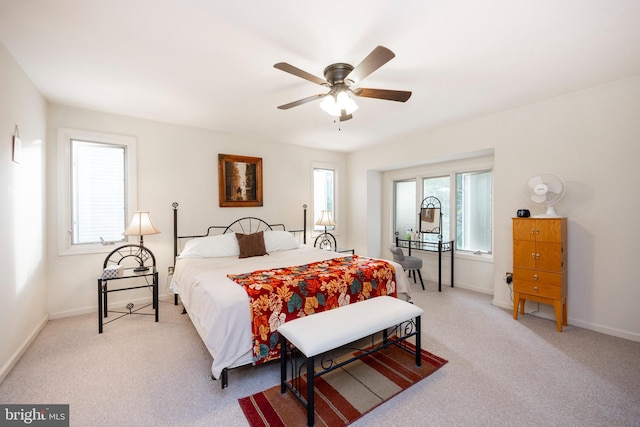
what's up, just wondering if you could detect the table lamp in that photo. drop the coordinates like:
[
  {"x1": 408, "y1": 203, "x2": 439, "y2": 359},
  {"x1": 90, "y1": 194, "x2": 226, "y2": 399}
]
[
  {"x1": 124, "y1": 211, "x2": 160, "y2": 271},
  {"x1": 315, "y1": 210, "x2": 335, "y2": 233}
]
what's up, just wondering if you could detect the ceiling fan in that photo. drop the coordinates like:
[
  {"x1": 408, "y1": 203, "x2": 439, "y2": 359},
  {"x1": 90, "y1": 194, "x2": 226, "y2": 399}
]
[{"x1": 274, "y1": 46, "x2": 412, "y2": 122}]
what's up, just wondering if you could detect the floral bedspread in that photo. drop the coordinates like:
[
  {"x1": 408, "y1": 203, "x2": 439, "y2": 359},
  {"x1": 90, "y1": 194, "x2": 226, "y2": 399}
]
[{"x1": 227, "y1": 255, "x2": 397, "y2": 364}]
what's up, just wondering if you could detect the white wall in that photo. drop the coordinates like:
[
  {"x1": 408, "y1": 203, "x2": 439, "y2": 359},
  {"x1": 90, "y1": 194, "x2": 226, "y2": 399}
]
[
  {"x1": 348, "y1": 74, "x2": 640, "y2": 341},
  {"x1": 0, "y1": 43, "x2": 48, "y2": 381},
  {"x1": 46, "y1": 105, "x2": 348, "y2": 318}
]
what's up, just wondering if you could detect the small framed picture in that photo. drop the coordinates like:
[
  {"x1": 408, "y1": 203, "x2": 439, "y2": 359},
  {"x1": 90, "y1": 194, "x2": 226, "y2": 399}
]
[{"x1": 218, "y1": 154, "x2": 263, "y2": 207}]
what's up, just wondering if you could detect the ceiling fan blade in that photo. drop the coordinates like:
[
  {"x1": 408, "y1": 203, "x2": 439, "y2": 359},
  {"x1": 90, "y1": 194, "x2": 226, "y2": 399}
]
[
  {"x1": 277, "y1": 93, "x2": 326, "y2": 110},
  {"x1": 274, "y1": 62, "x2": 327, "y2": 86},
  {"x1": 353, "y1": 88, "x2": 412, "y2": 102},
  {"x1": 347, "y1": 46, "x2": 395, "y2": 84}
]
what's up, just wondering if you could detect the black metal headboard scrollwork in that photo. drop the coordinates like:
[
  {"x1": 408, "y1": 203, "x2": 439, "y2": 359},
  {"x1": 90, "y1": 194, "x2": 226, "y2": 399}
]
[{"x1": 171, "y1": 202, "x2": 308, "y2": 263}]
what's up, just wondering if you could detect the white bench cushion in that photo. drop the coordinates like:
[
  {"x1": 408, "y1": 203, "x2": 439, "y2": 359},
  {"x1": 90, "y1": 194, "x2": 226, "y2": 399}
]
[{"x1": 277, "y1": 296, "x2": 423, "y2": 357}]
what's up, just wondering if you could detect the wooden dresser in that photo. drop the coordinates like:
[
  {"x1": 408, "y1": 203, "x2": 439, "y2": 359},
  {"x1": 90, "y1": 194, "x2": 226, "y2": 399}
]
[{"x1": 512, "y1": 217, "x2": 567, "y2": 332}]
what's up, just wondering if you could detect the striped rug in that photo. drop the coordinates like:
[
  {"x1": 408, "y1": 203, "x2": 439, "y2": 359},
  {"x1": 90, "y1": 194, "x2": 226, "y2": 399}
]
[{"x1": 238, "y1": 342, "x2": 447, "y2": 427}]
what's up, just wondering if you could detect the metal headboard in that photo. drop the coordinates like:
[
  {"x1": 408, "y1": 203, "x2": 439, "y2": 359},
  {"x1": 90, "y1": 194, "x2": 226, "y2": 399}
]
[{"x1": 171, "y1": 202, "x2": 308, "y2": 262}]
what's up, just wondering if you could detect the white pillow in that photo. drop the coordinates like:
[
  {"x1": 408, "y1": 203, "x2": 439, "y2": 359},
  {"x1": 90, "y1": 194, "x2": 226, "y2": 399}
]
[
  {"x1": 179, "y1": 233, "x2": 239, "y2": 258},
  {"x1": 264, "y1": 230, "x2": 304, "y2": 252}
]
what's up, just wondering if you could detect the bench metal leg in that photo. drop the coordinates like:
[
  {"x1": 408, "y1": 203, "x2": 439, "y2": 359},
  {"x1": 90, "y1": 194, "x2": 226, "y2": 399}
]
[
  {"x1": 280, "y1": 334, "x2": 287, "y2": 394},
  {"x1": 415, "y1": 315, "x2": 422, "y2": 367},
  {"x1": 307, "y1": 355, "x2": 315, "y2": 427}
]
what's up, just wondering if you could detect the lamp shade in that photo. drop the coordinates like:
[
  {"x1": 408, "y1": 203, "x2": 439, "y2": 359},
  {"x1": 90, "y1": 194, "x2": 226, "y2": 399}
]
[
  {"x1": 124, "y1": 211, "x2": 160, "y2": 236},
  {"x1": 315, "y1": 210, "x2": 335, "y2": 227}
]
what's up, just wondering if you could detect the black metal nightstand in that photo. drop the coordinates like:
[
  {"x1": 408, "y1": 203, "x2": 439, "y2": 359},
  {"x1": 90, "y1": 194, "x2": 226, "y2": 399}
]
[
  {"x1": 337, "y1": 247, "x2": 355, "y2": 254},
  {"x1": 98, "y1": 244, "x2": 159, "y2": 333},
  {"x1": 313, "y1": 232, "x2": 354, "y2": 254}
]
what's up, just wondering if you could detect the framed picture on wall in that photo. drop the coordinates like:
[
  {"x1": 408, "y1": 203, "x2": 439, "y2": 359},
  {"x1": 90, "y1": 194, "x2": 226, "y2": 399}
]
[{"x1": 218, "y1": 154, "x2": 263, "y2": 207}]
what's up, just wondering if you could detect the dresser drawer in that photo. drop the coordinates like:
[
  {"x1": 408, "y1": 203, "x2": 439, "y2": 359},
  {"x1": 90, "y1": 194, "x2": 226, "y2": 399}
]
[
  {"x1": 514, "y1": 280, "x2": 562, "y2": 300},
  {"x1": 513, "y1": 268, "x2": 563, "y2": 286}
]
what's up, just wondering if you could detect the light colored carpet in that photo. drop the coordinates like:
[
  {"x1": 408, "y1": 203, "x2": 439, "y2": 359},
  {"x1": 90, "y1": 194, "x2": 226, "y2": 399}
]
[{"x1": 1, "y1": 284, "x2": 639, "y2": 426}]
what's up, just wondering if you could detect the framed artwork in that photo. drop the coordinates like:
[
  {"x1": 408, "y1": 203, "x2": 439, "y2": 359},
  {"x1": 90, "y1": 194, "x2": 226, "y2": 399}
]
[{"x1": 218, "y1": 154, "x2": 263, "y2": 207}]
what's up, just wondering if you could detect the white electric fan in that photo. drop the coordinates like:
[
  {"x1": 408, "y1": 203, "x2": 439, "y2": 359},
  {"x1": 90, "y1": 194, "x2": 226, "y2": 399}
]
[{"x1": 523, "y1": 173, "x2": 566, "y2": 217}]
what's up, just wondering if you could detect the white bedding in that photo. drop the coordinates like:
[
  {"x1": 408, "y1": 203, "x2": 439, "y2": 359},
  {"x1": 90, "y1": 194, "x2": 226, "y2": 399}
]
[{"x1": 170, "y1": 246, "x2": 412, "y2": 379}]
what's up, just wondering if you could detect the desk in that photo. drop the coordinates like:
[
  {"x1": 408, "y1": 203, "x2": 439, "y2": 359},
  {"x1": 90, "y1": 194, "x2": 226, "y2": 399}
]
[
  {"x1": 395, "y1": 237, "x2": 454, "y2": 292},
  {"x1": 98, "y1": 244, "x2": 159, "y2": 333}
]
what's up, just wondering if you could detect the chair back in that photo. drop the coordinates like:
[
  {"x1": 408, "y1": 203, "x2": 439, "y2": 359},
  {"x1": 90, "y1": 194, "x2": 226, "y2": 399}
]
[{"x1": 389, "y1": 246, "x2": 405, "y2": 261}]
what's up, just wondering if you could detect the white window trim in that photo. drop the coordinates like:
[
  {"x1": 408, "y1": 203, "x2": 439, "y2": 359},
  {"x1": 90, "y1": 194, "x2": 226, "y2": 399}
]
[
  {"x1": 57, "y1": 127, "x2": 137, "y2": 256},
  {"x1": 311, "y1": 161, "x2": 340, "y2": 236}
]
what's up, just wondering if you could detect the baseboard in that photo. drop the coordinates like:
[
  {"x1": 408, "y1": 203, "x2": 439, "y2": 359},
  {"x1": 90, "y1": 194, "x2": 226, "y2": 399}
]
[
  {"x1": 565, "y1": 318, "x2": 640, "y2": 343},
  {"x1": 451, "y1": 281, "x2": 493, "y2": 295},
  {"x1": 0, "y1": 314, "x2": 49, "y2": 384},
  {"x1": 492, "y1": 297, "x2": 640, "y2": 343},
  {"x1": 49, "y1": 292, "x2": 174, "y2": 320},
  {"x1": 492, "y1": 298, "x2": 512, "y2": 310}
]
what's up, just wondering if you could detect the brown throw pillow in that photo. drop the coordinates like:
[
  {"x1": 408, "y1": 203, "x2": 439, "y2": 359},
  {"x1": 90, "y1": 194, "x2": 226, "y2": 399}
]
[{"x1": 236, "y1": 231, "x2": 268, "y2": 258}]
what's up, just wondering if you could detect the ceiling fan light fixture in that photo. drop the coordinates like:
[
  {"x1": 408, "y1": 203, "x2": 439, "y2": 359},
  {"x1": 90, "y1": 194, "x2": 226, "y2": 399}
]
[{"x1": 320, "y1": 89, "x2": 358, "y2": 117}]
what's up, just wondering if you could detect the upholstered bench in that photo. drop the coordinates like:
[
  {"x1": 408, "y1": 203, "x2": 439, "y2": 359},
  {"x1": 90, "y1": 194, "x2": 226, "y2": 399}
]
[{"x1": 278, "y1": 296, "x2": 423, "y2": 427}]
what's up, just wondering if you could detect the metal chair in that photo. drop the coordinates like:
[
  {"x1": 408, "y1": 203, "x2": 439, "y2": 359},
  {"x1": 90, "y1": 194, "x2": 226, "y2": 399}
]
[{"x1": 389, "y1": 246, "x2": 424, "y2": 290}]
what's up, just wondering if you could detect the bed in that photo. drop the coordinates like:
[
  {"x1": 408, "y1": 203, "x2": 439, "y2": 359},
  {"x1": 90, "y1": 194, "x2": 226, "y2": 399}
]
[{"x1": 169, "y1": 203, "x2": 412, "y2": 387}]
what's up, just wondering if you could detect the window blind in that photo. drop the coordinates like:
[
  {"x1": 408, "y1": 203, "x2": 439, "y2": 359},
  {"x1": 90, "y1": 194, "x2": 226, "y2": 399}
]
[{"x1": 71, "y1": 140, "x2": 126, "y2": 244}]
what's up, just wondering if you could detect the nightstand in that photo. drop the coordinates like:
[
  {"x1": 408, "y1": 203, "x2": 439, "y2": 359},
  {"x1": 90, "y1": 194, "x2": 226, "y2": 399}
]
[
  {"x1": 337, "y1": 248, "x2": 355, "y2": 254},
  {"x1": 98, "y1": 244, "x2": 159, "y2": 333}
]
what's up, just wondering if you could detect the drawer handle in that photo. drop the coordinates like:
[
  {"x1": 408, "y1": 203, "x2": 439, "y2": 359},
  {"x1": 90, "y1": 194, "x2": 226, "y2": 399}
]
[
  {"x1": 533, "y1": 274, "x2": 538, "y2": 280},
  {"x1": 531, "y1": 253, "x2": 536, "y2": 259},
  {"x1": 533, "y1": 286, "x2": 538, "y2": 292},
  {"x1": 535, "y1": 253, "x2": 540, "y2": 260}
]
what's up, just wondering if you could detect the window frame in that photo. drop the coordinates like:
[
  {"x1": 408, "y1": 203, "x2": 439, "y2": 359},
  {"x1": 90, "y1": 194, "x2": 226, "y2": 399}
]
[
  {"x1": 57, "y1": 127, "x2": 137, "y2": 256},
  {"x1": 311, "y1": 162, "x2": 339, "y2": 235}
]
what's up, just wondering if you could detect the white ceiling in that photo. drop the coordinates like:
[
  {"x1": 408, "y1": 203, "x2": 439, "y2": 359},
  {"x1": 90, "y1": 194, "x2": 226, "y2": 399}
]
[{"x1": 2, "y1": 1, "x2": 640, "y2": 152}]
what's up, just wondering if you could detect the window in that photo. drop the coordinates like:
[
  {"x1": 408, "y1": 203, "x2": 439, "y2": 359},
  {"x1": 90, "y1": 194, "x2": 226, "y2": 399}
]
[
  {"x1": 456, "y1": 170, "x2": 492, "y2": 253},
  {"x1": 58, "y1": 128, "x2": 137, "y2": 255},
  {"x1": 394, "y1": 179, "x2": 416, "y2": 238},
  {"x1": 312, "y1": 165, "x2": 336, "y2": 232},
  {"x1": 392, "y1": 166, "x2": 492, "y2": 255}
]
